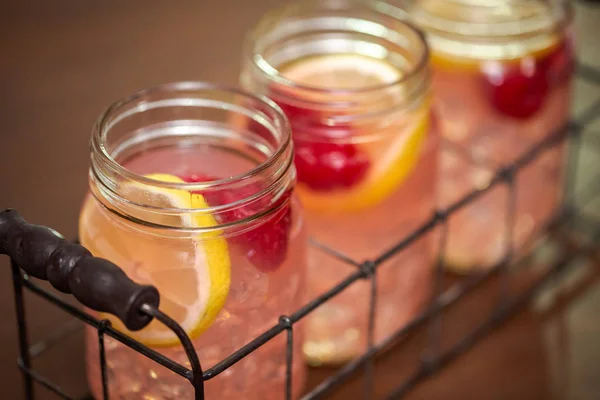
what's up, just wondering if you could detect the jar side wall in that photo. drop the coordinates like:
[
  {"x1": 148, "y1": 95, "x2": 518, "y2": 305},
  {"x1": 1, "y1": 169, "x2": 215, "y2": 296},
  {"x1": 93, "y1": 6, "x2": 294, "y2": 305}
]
[
  {"x1": 80, "y1": 82, "x2": 308, "y2": 397},
  {"x1": 81, "y1": 195, "x2": 308, "y2": 399},
  {"x1": 429, "y1": 16, "x2": 574, "y2": 270},
  {"x1": 240, "y1": 0, "x2": 438, "y2": 365}
]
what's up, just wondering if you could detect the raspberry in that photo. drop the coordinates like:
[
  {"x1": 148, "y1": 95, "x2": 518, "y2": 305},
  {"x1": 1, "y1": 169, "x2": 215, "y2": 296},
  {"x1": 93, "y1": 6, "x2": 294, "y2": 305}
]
[
  {"x1": 271, "y1": 96, "x2": 371, "y2": 191},
  {"x1": 182, "y1": 174, "x2": 291, "y2": 272},
  {"x1": 482, "y1": 39, "x2": 573, "y2": 120},
  {"x1": 483, "y1": 60, "x2": 549, "y2": 120},
  {"x1": 294, "y1": 140, "x2": 370, "y2": 191}
]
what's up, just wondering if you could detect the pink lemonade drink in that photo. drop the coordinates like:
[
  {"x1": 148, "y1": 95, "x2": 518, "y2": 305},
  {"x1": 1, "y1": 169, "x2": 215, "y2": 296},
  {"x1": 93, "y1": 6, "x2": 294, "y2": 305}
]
[
  {"x1": 79, "y1": 83, "x2": 307, "y2": 399},
  {"x1": 242, "y1": 0, "x2": 438, "y2": 365},
  {"x1": 406, "y1": 0, "x2": 574, "y2": 272}
]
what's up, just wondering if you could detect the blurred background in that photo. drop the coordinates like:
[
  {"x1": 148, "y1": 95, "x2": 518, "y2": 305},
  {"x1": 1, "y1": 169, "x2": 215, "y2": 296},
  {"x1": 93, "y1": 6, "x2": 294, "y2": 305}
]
[{"x1": 1, "y1": 1, "x2": 600, "y2": 399}]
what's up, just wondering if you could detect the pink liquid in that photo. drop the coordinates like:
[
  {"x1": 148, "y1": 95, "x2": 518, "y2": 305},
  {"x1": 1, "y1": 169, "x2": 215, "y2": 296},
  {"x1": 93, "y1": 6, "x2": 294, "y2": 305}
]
[
  {"x1": 80, "y1": 139, "x2": 307, "y2": 399},
  {"x1": 265, "y1": 55, "x2": 438, "y2": 364},
  {"x1": 300, "y1": 133, "x2": 438, "y2": 364},
  {"x1": 434, "y1": 39, "x2": 573, "y2": 271}
]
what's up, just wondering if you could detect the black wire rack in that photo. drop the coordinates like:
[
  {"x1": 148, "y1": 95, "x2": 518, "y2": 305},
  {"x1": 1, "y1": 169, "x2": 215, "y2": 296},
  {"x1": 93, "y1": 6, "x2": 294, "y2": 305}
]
[{"x1": 2, "y1": 60, "x2": 600, "y2": 400}]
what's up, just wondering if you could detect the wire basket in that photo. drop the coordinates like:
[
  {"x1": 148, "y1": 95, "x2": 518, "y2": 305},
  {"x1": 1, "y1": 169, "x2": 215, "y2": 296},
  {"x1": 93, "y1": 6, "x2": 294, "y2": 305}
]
[{"x1": 2, "y1": 61, "x2": 600, "y2": 400}]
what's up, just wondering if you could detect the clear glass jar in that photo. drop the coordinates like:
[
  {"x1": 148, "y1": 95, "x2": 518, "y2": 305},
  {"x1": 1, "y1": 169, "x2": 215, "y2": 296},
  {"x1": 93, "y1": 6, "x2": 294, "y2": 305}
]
[
  {"x1": 403, "y1": 0, "x2": 574, "y2": 272},
  {"x1": 241, "y1": 0, "x2": 437, "y2": 365},
  {"x1": 79, "y1": 83, "x2": 307, "y2": 399}
]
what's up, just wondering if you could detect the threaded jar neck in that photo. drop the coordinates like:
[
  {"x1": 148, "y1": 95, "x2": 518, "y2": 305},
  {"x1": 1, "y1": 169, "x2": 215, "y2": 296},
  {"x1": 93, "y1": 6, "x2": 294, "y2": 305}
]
[
  {"x1": 89, "y1": 82, "x2": 295, "y2": 233},
  {"x1": 241, "y1": 0, "x2": 431, "y2": 126},
  {"x1": 399, "y1": 0, "x2": 572, "y2": 60}
]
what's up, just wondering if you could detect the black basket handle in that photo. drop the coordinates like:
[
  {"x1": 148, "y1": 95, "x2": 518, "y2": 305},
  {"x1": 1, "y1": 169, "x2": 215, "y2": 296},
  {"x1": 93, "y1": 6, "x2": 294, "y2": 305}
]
[{"x1": 0, "y1": 209, "x2": 159, "y2": 331}]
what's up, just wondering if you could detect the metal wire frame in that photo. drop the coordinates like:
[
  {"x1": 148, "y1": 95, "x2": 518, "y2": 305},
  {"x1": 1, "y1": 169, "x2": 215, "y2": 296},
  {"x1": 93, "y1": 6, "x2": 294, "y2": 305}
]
[{"x1": 4, "y1": 60, "x2": 600, "y2": 400}]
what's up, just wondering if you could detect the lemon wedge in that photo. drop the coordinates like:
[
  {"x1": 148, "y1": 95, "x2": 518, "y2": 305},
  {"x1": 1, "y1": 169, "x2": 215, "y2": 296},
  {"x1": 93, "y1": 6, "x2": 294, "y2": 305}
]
[{"x1": 79, "y1": 173, "x2": 231, "y2": 347}]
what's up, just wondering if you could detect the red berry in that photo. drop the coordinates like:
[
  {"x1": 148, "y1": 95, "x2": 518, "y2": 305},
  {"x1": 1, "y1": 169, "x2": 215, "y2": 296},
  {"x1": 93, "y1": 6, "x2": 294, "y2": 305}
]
[
  {"x1": 483, "y1": 59, "x2": 549, "y2": 120},
  {"x1": 244, "y1": 201, "x2": 292, "y2": 272},
  {"x1": 294, "y1": 141, "x2": 370, "y2": 191},
  {"x1": 181, "y1": 174, "x2": 291, "y2": 273},
  {"x1": 270, "y1": 94, "x2": 371, "y2": 192},
  {"x1": 542, "y1": 39, "x2": 575, "y2": 85},
  {"x1": 482, "y1": 39, "x2": 574, "y2": 120}
]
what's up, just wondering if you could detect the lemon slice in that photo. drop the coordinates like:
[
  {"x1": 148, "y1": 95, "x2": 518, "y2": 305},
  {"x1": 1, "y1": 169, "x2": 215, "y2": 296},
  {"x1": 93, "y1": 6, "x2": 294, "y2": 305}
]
[
  {"x1": 281, "y1": 54, "x2": 402, "y2": 89},
  {"x1": 80, "y1": 173, "x2": 231, "y2": 347}
]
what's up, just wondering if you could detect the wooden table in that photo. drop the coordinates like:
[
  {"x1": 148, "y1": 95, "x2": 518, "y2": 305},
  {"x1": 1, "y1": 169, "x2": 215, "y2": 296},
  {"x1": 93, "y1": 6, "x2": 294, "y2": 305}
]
[{"x1": 2, "y1": 1, "x2": 600, "y2": 399}]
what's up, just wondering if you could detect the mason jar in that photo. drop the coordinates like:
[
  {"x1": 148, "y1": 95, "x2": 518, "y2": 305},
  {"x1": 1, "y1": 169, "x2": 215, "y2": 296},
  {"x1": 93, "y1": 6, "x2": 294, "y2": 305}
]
[
  {"x1": 241, "y1": 0, "x2": 438, "y2": 365},
  {"x1": 79, "y1": 83, "x2": 307, "y2": 399},
  {"x1": 404, "y1": 0, "x2": 574, "y2": 272}
]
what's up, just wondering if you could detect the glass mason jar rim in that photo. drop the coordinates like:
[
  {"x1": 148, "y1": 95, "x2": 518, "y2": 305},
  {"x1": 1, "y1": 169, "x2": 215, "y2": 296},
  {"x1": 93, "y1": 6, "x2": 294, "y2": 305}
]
[
  {"x1": 91, "y1": 81, "x2": 292, "y2": 193},
  {"x1": 399, "y1": 0, "x2": 573, "y2": 41},
  {"x1": 244, "y1": 0, "x2": 430, "y2": 96},
  {"x1": 89, "y1": 81, "x2": 295, "y2": 232}
]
